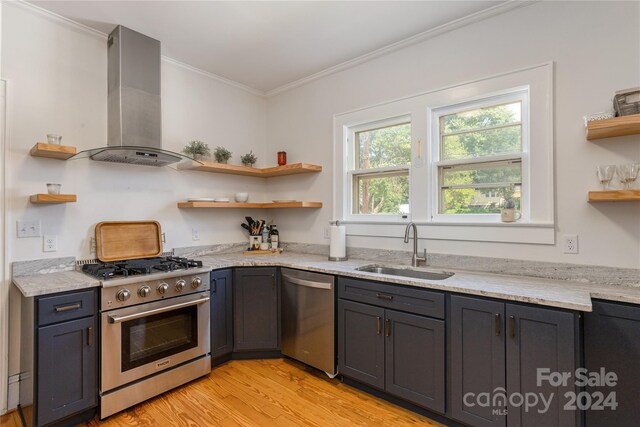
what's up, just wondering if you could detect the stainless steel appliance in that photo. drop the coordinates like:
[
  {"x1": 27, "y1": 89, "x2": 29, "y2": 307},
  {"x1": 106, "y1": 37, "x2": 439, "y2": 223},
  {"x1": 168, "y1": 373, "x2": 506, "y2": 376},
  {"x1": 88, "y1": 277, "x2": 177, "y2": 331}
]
[
  {"x1": 281, "y1": 268, "x2": 336, "y2": 376},
  {"x1": 83, "y1": 256, "x2": 212, "y2": 418}
]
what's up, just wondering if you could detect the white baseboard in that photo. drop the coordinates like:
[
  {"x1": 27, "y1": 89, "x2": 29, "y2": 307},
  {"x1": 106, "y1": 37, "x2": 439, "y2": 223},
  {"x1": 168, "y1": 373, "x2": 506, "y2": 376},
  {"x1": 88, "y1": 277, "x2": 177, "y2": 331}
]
[{"x1": 7, "y1": 374, "x2": 19, "y2": 411}]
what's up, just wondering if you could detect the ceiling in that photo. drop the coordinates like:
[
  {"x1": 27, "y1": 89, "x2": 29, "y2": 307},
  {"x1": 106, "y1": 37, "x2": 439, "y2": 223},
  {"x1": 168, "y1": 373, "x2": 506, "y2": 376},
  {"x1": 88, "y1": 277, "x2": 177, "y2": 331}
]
[{"x1": 30, "y1": 1, "x2": 506, "y2": 94}]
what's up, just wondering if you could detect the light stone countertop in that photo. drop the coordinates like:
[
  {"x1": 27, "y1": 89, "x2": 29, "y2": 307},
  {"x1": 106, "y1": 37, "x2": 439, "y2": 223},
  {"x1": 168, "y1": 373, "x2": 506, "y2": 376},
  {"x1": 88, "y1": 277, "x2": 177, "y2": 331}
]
[
  {"x1": 12, "y1": 252, "x2": 640, "y2": 311},
  {"x1": 13, "y1": 270, "x2": 101, "y2": 298}
]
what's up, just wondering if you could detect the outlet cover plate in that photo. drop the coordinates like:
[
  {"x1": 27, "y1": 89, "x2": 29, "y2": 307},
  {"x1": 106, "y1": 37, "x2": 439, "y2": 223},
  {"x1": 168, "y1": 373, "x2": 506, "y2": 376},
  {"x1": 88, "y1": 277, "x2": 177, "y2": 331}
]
[
  {"x1": 563, "y1": 234, "x2": 578, "y2": 254},
  {"x1": 17, "y1": 220, "x2": 41, "y2": 238}
]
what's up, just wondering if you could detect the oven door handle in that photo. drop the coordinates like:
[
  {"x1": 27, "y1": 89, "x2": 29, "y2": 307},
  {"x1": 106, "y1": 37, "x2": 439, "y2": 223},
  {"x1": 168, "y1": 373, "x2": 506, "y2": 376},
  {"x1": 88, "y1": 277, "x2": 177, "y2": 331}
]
[{"x1": 107, "y1": 296, "x2": 210, "y2": 324}]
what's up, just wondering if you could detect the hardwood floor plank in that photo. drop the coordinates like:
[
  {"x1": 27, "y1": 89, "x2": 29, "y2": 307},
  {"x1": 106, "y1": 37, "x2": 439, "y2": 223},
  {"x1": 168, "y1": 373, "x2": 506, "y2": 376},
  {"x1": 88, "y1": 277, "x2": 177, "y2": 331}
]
[{"x1": 0, "y1": 359, "x2": 443, "y2": 427}]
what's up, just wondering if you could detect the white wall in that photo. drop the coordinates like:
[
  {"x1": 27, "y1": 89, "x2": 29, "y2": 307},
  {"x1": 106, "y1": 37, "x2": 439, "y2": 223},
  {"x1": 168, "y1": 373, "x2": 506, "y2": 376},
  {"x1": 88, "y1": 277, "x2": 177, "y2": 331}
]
[
  {"x1": 267, "y1": 1, "x2": 640, "y2": 269},
  {"x1": 1, "y1": 2, "x2": 268, "y2": 406}
]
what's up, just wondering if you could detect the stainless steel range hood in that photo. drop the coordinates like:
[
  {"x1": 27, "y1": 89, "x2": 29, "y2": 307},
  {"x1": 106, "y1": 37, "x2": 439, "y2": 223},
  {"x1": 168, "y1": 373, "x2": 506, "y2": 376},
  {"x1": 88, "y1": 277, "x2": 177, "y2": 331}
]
[{"x1": 72, "y1": 26, "x2": 196, "y2": 167}]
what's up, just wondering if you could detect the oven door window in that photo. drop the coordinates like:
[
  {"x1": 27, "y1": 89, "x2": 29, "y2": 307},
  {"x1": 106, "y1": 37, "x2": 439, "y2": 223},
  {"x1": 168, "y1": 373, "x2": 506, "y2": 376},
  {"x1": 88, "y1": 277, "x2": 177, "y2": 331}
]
[{"x1": 121, "y1": 304, "x2": 198, "y2": 372}]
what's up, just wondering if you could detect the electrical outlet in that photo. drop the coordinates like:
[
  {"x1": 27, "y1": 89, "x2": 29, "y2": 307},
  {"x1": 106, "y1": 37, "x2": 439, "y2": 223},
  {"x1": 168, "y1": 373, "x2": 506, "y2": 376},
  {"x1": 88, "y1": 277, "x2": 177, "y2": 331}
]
[
  {"x1": 17, "y1": 220, "x2": 41, "y2": 238},
  {"x1": 192, "y1": 228, "x2": 200, "y2": 241},
  {"x1": 323, "y1": 227, "x2": 331, "y2": 239},
  {"x1": 43, "y1": 235, "x2": 57, "y2": 252},
  {"x1": 563, "y1": 234, "x2": 578, "y2": 254}
]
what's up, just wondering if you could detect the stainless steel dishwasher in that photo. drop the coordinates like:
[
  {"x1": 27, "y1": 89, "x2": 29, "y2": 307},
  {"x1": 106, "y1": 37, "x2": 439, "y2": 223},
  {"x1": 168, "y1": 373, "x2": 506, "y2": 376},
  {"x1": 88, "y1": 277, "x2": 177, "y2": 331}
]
[{"x1": 281, "y1": 268, "x2": 336, "y2": 376}]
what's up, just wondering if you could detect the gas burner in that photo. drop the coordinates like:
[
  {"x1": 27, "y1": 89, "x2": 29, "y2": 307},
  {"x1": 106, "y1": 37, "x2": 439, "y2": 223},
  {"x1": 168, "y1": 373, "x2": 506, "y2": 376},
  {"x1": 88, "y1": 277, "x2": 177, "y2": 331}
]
[{"x1": 82, "y1": 256, "x2": 204, "y2": 280}]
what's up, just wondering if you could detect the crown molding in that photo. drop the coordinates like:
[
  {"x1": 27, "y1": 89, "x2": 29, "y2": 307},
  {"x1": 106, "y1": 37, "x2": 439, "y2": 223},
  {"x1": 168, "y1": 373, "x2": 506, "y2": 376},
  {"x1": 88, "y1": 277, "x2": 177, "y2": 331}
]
[{"x1": 264, "y1": 1, "x2": 537, "y2": 98}]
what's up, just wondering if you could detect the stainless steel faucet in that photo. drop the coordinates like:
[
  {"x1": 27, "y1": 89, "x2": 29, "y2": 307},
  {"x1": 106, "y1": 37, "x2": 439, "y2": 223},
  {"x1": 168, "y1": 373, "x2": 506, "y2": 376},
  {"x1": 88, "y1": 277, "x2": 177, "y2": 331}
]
[{"x1": 404, "y1": 222, "x2": 427, "y2": 267}]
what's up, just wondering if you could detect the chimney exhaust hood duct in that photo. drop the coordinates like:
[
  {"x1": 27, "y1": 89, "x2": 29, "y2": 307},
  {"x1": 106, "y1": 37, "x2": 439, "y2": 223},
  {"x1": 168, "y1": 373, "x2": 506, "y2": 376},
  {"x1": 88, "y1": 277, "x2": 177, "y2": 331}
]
[{"x1": 72, "y1": 26, "x2": 196, "y2": 167}]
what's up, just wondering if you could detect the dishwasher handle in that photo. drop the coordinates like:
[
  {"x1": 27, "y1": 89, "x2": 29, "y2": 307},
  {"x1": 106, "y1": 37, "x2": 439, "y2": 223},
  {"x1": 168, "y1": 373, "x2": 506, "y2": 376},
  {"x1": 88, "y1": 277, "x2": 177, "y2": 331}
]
[{"x1": 282, "y1": 274, "x2": 333, "y2": 290}]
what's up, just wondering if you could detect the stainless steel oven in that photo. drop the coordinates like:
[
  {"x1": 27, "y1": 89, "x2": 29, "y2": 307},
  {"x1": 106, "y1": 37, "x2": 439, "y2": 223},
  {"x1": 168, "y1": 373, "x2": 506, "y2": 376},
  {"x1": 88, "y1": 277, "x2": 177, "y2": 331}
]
[
  {"x1": 98, "y1": 269, "x2": 211, "y2": 418},
  {"x1": 101, "y1": 291, "x2": 210, "y2": 391}
]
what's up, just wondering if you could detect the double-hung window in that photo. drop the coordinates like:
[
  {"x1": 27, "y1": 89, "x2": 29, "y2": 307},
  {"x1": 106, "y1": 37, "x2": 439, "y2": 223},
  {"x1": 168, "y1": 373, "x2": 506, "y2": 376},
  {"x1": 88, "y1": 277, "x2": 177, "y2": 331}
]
[
  {"x1": 348, "y1": 118, "x2": 411, "y2": 219},
  {"x1": 432, "y1": 91, "x2": 528, "y2": 220}
]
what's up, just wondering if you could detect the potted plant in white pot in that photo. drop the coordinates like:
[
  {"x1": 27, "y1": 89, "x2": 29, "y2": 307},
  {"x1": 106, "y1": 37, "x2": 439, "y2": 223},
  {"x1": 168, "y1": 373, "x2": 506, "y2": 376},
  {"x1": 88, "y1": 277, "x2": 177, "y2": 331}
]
[
  {"x1": 182, "y1": 140, "x2": 211, "y2": 160},
  {"x1": 213, "y1": 146, "x2": 232, "y2": 164},
  {"x1": 240, "y1": 151, "x2": 258, "y2": 167}
]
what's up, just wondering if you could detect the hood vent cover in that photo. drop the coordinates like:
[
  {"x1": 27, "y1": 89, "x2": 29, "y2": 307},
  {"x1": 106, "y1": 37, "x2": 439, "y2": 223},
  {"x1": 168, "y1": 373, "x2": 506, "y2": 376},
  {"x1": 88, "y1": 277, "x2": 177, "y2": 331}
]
[{"x1": 71, "y1": 26, "x2": 197, "y2": 168}]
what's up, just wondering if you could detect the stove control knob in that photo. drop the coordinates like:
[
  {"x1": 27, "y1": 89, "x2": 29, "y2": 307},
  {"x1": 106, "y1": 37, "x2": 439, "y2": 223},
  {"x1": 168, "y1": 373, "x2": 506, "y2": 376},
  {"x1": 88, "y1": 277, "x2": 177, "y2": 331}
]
[
  {"x1": 116, "y1": 289, "x2": 131, "y2": 302},
  {"x1": 138, "y1": 286, "x2": 151, "y2": 297},
  {"x1": 175, "y1": 280, "x2": 186, "y2": 292},
  {"x1": 157, "y1": 283, "x2": 169, "y2": 295},
  {"x1": 191, "y1": 277, "x2": 202, "y2": 289}
]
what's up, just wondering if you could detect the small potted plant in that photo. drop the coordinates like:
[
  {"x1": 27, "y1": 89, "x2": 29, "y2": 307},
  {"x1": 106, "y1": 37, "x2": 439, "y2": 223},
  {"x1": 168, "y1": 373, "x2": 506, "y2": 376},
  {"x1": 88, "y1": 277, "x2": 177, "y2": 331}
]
[
  {"x1": 240, "y1": 151, "x2": 258, "y2": 167},
  {"x1": 213, "y1": 146, "x2": 232, "y2": 164},
  {"x1": 182, "y1": 140, "x2": 210, "y2": 160},
  {"x1": 500, "y1": 196, "x2": 521, "y2": 222}
]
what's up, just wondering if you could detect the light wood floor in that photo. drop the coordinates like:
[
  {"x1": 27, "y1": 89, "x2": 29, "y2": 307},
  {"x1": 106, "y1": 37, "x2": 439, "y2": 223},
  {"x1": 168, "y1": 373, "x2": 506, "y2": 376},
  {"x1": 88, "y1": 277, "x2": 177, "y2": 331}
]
[{"x1": 1, "y1": 358, "x2": 442, "y2": 426}]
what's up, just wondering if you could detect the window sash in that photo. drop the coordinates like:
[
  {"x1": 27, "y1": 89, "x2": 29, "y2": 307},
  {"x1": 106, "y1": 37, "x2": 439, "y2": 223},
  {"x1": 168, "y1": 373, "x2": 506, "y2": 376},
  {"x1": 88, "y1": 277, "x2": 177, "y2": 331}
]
[{"x1": 351, "y1": 168, "x2": 410, "y2": 215}]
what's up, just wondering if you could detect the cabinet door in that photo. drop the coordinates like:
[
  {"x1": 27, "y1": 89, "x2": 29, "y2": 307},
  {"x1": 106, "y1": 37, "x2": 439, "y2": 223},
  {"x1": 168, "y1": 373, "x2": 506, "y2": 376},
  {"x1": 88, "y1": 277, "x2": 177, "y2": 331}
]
[
  {"x1": 506, "y1": 303, "x2": 577, "y2": 427},
  {"x1": 385, "y1": 309, "x2": 445, "y2": 413},
  {"x1": 37, "y1": 316, "x2": 96, "y2": 426},
  {"x1": 450, "y1": 295, "x2": 506, "y2": 427},
  {"x1": 585, "y1": 301, "x2": 640, "y2": 427},
  {"x1": 234, "y1": 267, "x2": 280, "y2": 351},
  {"x1": 211, "y1": 269, "x2": 233, "y2": 359},
  {"x1": 338, "y1": 300, "x2": 385, "y2": 390}
]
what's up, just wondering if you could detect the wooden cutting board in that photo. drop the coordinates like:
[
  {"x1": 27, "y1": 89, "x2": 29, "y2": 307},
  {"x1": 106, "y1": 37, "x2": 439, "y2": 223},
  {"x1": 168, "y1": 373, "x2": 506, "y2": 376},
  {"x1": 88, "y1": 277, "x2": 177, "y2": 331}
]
[{"x1": 95, "y1": 221, "x2": 163, "y2": 262}]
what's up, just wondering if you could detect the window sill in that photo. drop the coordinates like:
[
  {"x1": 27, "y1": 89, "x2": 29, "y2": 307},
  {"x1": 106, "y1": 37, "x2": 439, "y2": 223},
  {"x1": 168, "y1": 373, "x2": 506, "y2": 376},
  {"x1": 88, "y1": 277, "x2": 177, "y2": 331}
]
[{"x1": 340, "y1": 221, "x2": 555, "y2": 245}]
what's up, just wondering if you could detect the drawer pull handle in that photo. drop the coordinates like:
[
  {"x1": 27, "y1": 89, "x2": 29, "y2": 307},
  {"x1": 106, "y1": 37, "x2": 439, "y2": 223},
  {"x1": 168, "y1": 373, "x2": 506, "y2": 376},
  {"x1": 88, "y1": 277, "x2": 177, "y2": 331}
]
[
  {"x1": 385, "y1": 319, "x2": 391, "y2": 337},
  {"x1": 211, "y1": 278, "x2": 217, "y2": 293},
  {"x1": 376, "y1": 316, "x2": 381, "y2": 335},
  {"x1": 54, "y1": 303, "x2": 81, "y2": 312},
  {"x1": 509, "y1": 315, "x2": 516, "y2": 338},
  {"x1": 495, "y1": 313, "x2": 501, "y2": 336},
  {"x1": 376, "y1": 293, "x2": 394, "y2": 301}
]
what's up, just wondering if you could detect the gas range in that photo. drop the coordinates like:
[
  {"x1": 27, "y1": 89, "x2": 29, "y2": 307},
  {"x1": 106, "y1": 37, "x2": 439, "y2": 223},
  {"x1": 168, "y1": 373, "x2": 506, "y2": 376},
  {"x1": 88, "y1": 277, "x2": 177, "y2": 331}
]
[{"x1": 81, "y1": 256, "x2": 212, "y2": 310}]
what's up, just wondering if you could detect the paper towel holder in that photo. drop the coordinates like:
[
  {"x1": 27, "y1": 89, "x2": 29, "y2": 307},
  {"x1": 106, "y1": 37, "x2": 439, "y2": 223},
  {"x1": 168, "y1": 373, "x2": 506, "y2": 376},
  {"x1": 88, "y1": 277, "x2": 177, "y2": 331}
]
[{"x1": 328, "y1": 220, "x2": 348, "y2": 262}]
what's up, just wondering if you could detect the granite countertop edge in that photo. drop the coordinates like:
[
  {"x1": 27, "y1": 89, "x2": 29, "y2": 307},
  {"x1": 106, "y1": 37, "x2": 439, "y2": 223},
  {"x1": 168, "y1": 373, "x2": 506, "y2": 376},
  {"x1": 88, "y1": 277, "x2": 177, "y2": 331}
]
[{"x1": 13, "y1": 252, "x2": 640, "y2": 311}]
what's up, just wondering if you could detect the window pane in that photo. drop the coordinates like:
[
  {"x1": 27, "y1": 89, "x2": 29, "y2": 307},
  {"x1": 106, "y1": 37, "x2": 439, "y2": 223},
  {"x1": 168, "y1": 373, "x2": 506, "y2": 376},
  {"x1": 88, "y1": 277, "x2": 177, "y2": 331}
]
[
  {"x1": 440, "y1": 102, "x2": 521, "y2": 134},
  {"x1": 355, "y1": 173, "x2": 409, "y2": 214},
  {"x1": 442, "y1": 162, "x2": 521, "y2": 187},
  {"x1": 442, "y1": 125, "x2": 521, "y2": 160},
  {"x1": 356, "y1": 123, "x2": 411, "y2": 169},
  {"x1": 441, "y1": 185, "x2": 521, "y2": 214}
]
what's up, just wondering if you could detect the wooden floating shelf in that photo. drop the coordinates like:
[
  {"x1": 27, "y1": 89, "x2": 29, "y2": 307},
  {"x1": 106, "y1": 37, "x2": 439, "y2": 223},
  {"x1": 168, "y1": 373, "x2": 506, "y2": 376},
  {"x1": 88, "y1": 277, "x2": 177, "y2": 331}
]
[
  {"x1": 588, "y1": 190, "x2": 640, "y2": 202},
  {"x1": 30, "y1": 194, "x2": 77, "y2": 204},
  {"x1": 30, "y1": 142, "x2": 77, "y2": 160},
  {"x1": 586, "y1": 114, "x2": 640, "y2": 140},
  {"x1": 177, "y1": 201, "x2": 322, "y2": 209},
  {"x1": 178, "y1": 161, "x2": 322, "y2": 178}
]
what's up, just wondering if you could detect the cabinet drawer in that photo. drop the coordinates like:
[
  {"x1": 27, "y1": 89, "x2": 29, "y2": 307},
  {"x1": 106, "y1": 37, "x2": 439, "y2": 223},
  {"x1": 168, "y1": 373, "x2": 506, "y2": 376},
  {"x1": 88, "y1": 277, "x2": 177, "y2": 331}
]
[
  {"x1": 37, "y1": 290, "x2": 97, "y2": 326},
  {"x1": 338, "y1": 277, "x2": 444, "y2": 319}
]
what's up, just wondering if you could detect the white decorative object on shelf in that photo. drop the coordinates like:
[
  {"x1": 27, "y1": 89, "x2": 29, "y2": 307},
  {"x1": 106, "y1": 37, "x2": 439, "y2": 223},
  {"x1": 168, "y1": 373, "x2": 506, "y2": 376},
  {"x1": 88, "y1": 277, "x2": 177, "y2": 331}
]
[{"x1": 583, "y1": 112, "x2": 615, "y2": 127}]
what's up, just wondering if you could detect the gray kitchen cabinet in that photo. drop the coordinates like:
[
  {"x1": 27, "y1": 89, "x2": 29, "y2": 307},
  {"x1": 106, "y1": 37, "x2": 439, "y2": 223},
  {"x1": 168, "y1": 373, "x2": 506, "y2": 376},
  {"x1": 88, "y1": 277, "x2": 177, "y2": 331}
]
[
  {"x1": 450, "y1": 296, "x2": 506, "y2": 427},
  {"x1": 584, "y1": 300, "x2": 640, "y2": 427},
  {"x1": 338, "y1": 279, "x2": 446, "y2": 414},
  {"x1": 210, "y1": 269, "x2": 233, "y2": 360},
  {"x1": 233, "y1": 267, "x2": 280, "y2": 351},
  {"x1": 449, "y1": 295, "x2": 578, "y2": 427},
  {"x1": 19, "y1": 288, "x2": 98, "y2": 427}
]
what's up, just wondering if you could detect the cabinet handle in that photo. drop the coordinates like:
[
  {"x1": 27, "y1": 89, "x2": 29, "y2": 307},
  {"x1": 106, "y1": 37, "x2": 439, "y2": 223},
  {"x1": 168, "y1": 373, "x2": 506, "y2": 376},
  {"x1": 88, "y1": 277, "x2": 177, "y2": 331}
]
[
  {"x1": 385, "y1": 319, "x2": 391, "y2": 337},
  {"x1": 211, "y1": 278, "x2": 217, "y2": 293},
  {"x1": 509, "y1": 315, "x2": 515, "y2": 338},
  {"x1": 376, "y1": 316, "x2": 381, "y2": 335},
  {"x1": 495, "y1": 313, "x2": 501, "y2": 336},
  {"x1": 376, "y1": 293, "x2": 394, "y2": 301},
  {"x1": 54, "y1": 303, "x2": 81, "y2": 312},
  {"x1": 87, "y1": 327, "x2": 93, "y2": 347},
  {"x1": 271, "y1": 274, "x2": 275, "y2": 290}
]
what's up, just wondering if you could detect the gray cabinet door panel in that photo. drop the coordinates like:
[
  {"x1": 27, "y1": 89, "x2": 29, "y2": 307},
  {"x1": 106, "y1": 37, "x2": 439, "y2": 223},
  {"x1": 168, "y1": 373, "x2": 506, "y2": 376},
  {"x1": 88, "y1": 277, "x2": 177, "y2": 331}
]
[
  {"x1": 211, "y1": 269, "x2": 233, "y2": 358},
  {"x1": 385, "y1": 310, "x2": 445, "y2": 413},
  {"x1": 37, "y1": 316, "x2": 96, "y2": 426},
  {"x1": 234, "y1": 267, "x2": 280, "y2": 351},
  {"x1": 506, "y1": 303, "x2": 577, "y2": 427},
  {"x1": 450, "y1": 295, "x2": 506, "y2": 427},
  {"x1": 585, "y1": 300, "x2": 640, "y2": 427},
  {"x1": 338, "y1": 299, "x2": 385, "y2": 390}
]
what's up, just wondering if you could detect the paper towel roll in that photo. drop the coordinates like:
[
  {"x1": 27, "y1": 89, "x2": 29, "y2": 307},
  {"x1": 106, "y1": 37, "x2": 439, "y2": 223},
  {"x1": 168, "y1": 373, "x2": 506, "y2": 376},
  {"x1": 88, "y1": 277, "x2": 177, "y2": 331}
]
[{"x1": 329, "y1": 225, "x2": 347, "y2": 260}]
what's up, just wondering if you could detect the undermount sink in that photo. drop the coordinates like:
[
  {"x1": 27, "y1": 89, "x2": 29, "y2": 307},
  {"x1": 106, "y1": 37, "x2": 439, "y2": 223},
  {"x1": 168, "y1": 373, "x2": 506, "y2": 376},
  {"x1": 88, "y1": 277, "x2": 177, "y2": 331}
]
[{"x1": 355, "y1": 265, "x2": 454, "y2": 281}]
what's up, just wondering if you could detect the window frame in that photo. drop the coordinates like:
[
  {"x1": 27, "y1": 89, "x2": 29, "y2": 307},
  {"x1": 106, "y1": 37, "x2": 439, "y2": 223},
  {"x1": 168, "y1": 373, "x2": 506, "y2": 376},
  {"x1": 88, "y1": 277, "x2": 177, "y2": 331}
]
[
  {"x1": 344, "y1": 114, "x2": 413, "y2": 222},
  {"x1": 429, "y1": 89, "x2": 530, "y2": 223}
]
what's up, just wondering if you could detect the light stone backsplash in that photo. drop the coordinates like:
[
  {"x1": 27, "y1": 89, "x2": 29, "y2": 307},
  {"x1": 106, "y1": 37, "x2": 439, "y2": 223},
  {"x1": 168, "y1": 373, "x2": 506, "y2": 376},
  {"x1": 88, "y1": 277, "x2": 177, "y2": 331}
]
[{"x1": 12, "y1": 257, "x2": 76, "y2": 277}]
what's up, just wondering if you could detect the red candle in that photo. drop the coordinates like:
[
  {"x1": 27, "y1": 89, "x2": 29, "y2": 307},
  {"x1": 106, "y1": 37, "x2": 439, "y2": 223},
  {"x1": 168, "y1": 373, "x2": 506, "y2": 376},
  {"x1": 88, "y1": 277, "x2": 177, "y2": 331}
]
[{"x1": 277, "y1": 151, "x2": 287, "y2": 166}]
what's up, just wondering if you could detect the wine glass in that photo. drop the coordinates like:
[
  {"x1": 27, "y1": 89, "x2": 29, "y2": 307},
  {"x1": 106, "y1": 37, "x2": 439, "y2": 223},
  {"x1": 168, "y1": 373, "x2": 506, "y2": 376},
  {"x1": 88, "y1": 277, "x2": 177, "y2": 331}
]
[
  {"x1": 616, "y1": 164, "x2": 640, "y2": 189},
  {"x1": 596, "y1": 165, "x2": 615, "y2": 190}
]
